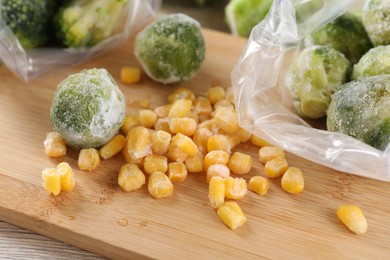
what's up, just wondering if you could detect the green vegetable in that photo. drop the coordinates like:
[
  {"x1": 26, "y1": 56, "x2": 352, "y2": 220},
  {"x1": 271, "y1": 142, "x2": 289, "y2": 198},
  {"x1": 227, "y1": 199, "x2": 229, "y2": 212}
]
[
  {"x1": 352, "y1": 45, "x2": 390, "y2": 80},
  {"x1": 50, "y1": 68, "x2": 126, "y2": 149},
  {"x1": 327, "y1": 75, "x2": 390, "y2": 151},
  {"x1": 307, "y1": 12, "x2": 373, "y2": 65},
  {"x1": 134, "y1": 13, "x2": 205, "y2": 85},
  {"x1": 225, "y1": 0, "x2": 273, "y2": 37},
  {"x1": 286, "y1": 45, "x2": 351, "y2": 119},
  {"x1": 0, "y1": 0, "x2": 57, "y2": 48},
  {"x1": 54, "y1": 0, "x2": 128, "y2": 48},
  {"x1": 362, "y1": 0, "x2": 390, "y2": 46}
]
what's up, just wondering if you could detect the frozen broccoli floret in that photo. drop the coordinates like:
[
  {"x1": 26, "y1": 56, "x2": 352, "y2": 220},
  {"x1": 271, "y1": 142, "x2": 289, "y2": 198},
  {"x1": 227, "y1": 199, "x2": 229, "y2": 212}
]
[
  {"x1": 362, "y1": 0, "x2": 390, "y2": 46},
  {"x1": 306, "y1": 12, "x2": 373, "y2": 64},
  {"x1": 327, "y1": 75, "x2": 390, "y2": 151},
  {"x1": 352, "y1": 45, "x2": 390, "y2": 80},
  {"x1": 225, "y1": 0, "x2": 273, "y2": 37},
  {"x1": 134, "y1": 13, "x2": 205, "y2": 85},
  {"x1": 54, "y1": 0, "x2": 128, "y2": 48},
  {"x1": 286, "y1": 45, "x2": 351, "y2": 119},
  {"x1": 50, "y1": 68, "x2": 126, "y2": 149},
  {"x1": 0, "y1": 0, "x2": 57, "y2": 48}
]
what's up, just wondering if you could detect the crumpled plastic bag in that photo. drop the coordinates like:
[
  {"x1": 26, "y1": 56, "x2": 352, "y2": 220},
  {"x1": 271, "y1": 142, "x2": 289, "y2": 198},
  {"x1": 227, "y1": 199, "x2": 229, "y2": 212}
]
[
  {"x1": 231, "y1": 0, "x2": 390, "y2": 181},
  {"x1": 0, "y1": 0, "x2": 161, "y2": 81}
]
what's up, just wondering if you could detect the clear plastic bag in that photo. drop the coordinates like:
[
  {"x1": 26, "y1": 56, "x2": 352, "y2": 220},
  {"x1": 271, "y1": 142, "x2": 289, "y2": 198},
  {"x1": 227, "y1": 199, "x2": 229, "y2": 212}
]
[
  {"x1": 0, "y1": 0, "x2": 161, "y2": 81},
  {"x1": 231, "y1": 0, "x2": 390, "y2": 181}
]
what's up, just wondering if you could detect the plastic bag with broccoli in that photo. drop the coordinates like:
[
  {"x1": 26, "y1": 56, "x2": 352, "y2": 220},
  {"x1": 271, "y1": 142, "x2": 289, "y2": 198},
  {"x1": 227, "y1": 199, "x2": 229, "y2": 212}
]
[
  {"x1": 231, "y1": 0, "x2": 390, "y2": 181},
  {"x1": 0, "y1": 0, "x2": 161, "y2": 81}
]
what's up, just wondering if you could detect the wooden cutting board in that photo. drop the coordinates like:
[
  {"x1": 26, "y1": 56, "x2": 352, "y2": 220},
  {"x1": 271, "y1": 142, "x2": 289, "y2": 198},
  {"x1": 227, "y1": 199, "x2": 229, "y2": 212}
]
[{"x1": 0, "y1": 29, "x2": 390, "y2": 259}]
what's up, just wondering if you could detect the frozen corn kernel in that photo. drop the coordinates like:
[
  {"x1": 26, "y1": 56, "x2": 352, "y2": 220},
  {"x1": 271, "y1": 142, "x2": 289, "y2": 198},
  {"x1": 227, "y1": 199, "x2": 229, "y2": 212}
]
[
  {"x1": 207, "y1": 134, "x2": 231, "y2": 154},
  {"x1": 248, "y1": 176, "x2": 269, "y2": 196},
  {"x1": 264, "y1": 156, "x2": 288, "y2": 178},
  {"x1": 185, "y1": 151, "x2": 204, "y2": 173},
  {"x1": 154, "y1": 104, "x2": 172, "y2": 118},
  {"x1": 203, "y1": 150, "x2": 230, "y2": 172},
  {"x1": 78, "y1": 148, "x2": 100, "y2": 171},
  {"x1": 197, "y1": 119, "x2": 216, "y2": 132},
  {"x1": 258, "y1": 146, "x2": 285, "y2": 164},
  {"x1": 236, "y1": 127, "x2": 252, "y2": 143},
  {"x1": 281, "y1": 167, "x2": 304, "y2": 194},
  {"x1": 227, "y1": 152, "x2": 252, "y2": 174},
  {"x1": 170, "y1": 133, "x2": 199, "y2": 157},
  {"x1": 143, "y1": 154, "x2": 168, "y2": 174},
  {"x1": 225, "y1": 87, "x2": 235, "y2": 105},
  {"x1": 150, "y1": 130, "x2": 171, "y2": 155},
  {"x1": 226, "y1": 133, "x2": 241, "y2": 149},
  {"x1": 207, "y1": 86, "x2": 226, "y2": 105},
  {"x1": 126, "y1": 126, "x2": 151, "y2": 161},
  {"x1": 213, "y1": 100, "x2": 235, "y2": 112},
  {"x1": 168, "y1": 99, "x2": 193, "y2": 118},
  {"x1": 213, "y1": 107, "x2": 239, "y2": 134},
  {"x1": 42, "y1": 168, "x2": 61, "y2": 196},
  {"x1": 56, "y1": 162, "x2": 75, "y2": 192},
  {"x1": 154, "y1": 118, "x2": 172, "y2": 134},
  {"x1": 118, "y1": 164, "x2": 145, "y2": 192},
  {"x1": 168, "y1": 162, "x2": 188, "y2": 182},
  {"x1": 194, "y1": 96, "x2": 213, "y2": 117},
  {"x1": 193, "y1": 127, "x2": 213, "y2": 154},
  {"x1": 167, "y1": 143, "x2": 188, "y2": 163},
  {"x1": 207, "y1": 164, "x2": 230, "y2": 183},
  {"x1": 99, "y1": 135, "x2": 126, "y2": 160},
  {"x1": 184, "y1": 110, "x2": 199, "y2": 124},
  {"x1": 217, "y1": 201, "x2": 247, "y2": 230},
  {"x1": 224, "y1": 177, "x2": 248, "y2": 200},
  {"x1": 121, "y1": 115, "x2": 139, "y2": 135},
  {"x1": 251, "y1": 135, "x2": 272, "y2": 147},
  {"x1": 209, "y1": 176, "x2": 225, "y2": 209},
  {"x1": 138, "y1": 109, "x2": 157, "y2": 128},
  {"x1": 138, "y1": 99, "x2": 150, "y2": 108},
  {"x1": 337, "y1": 205, "x2": 368, "y2": 235},
  {"x1": 120, "y1": 66, "x2": 141, "y2": 84},
  {"x1": 148, "y1": 171, "x2": 174, "y2": 199},
  {"x1": 43, "y1": 131, "x2": 67, "y2": 157},
  {"x1": 122, "y1": 147, "x2": 144, "y2": 167},
  {"x1": 169, "y1": 117, "x2": 197, "y2": 136},
  {"x1": 167, "y1": 87, "x2": 196, "y2": 103}
]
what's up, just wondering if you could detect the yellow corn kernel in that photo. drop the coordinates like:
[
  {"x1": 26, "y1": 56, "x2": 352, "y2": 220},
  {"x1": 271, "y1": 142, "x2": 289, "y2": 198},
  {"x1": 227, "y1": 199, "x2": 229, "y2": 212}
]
[
  {"x1": 167, "y1": 87, "x2": 196, "y2": 103},
  {"x1": 248, "y1": 176, "x2": 269, "y2": 196},
  {"x1": 154, "y1": 118, "x2": 172, "y2": 134},
  {"x1": 121, "y1": 115, "x2": 139, "y2": 135},
  {"x1": 337, "y1": 205, "x2": 368, "y2": 235},
  {"x1": 78, "y1": 148, "x2": 100, "y2": 171},
  {"x1": 224, "y1": 177, "x2": 248, "y2": 200},
  {"x1": 193, "y1": 127, "x2": 213, "y2": 154},
  {"x1": 185, "y1": 151, "x2": 204, "y2": 173},
  {"x1": 226, "y1": 133, "x2": 241, "y2": 149},
  {"x1": 184, "y1": 110, "x2": 199, "y2": 124},
  {"x1": 150, "y1": 130, "x2": 171, "y2": 155},
  {"x1": 168, "y1": 162, "x2": 188, "y2": 182},
  {"x1": 138, "y1": 99, "x2": 150, "y2": 108},
  {"x1": 225, "y1": 87, "x2": 235, "y2": 105},
  {"x1": 197, "y1": 118, "x2": 216, "y2": 131},
  {"x1": 148, "y1": 171, "x2": 174, "y2": 199},
  {"x1": 143, "y1": 154, "x2": 168, "y2": 174},
  {"x1": 169, "y1": 117, "x2": 197, "y2": 136},
  {"x1": 236, "y1": 127, "x2": 252, "y2": 143},
  {"x1": 208, "y1": 176, "x2": 225, "y2": 209},
  {"x1": 264, "y1": 156, "x2": 288, "y2": 178},
  {"x1": 126, "y1": 126, "x2": 151, "y2": 161},
  {"x1": 207, "y1": 164, "x2": 230, "y2": 183},
  {"x1": 168, "y1": 99, "x2": 193, "y2": 118},
  {"x1": 198, "y1": 114, "x2": 212, "y2": 123},
  {"x1": 118, "y1": 163, "x2": 145, "y2": 192},
  {"x1": 42, "y1": 168, "x2": 61, "y2": 196},
  {"x1": 194, "y1": 96, "x2": 213, "y2": 117},
  {"x1": 56, "y1": 162, "x2": 75, "y2": 192},
  {"x1": 258, "y1": 146, "x2": 285, "y2": 164},
  {"x1": 120, "y1": 66, "x2": 141, "y2": 84},
  {"x1": 154, "y1": 104, "x2": 172, "y2": 118},
  {"x1": 170, "y1": 133, "x2": 199, "y2": 157},
  {"x1": 281, "y1": 167, "x2": 304, "y2": 194},
  {"x1": 203, "y1": 150, "x2": 230, "y2": 172},
  {"x1": 227, "y1": 152, "x2": 252, "y2": 174},
  {"x1": 213, "y1": 100, "x2": 235, "y2": 112},
  {"x1": 122, "y1": 147, "x2": 144, "y2": 167},
  {"x1": 207, "y1": 86, "x2": 226, "y2": 105},
  {"x1": 207, "y1": 134, "x2": 231, "y2": 154},
  {"x1": 167, "y1": 143, "x2": 188, "y2": 163},
  {"x1": 251, "y1": 135, "x2": 272, "y2": 147},
  {"x1": 99, "y1": 135, "x2": 126, "y2": 160},
  {"x1": 43, "y1": 131, "x2": 67, "y2": 157},
  {"x1": 138, "y1": 109, "x2": 157, "y2": 128},
  {"x1": 217, "y1": 201, "x2": 247, "y2": 230},
  {"x1": 213, "y1": 107, "x2": 239, "y2": 134}
]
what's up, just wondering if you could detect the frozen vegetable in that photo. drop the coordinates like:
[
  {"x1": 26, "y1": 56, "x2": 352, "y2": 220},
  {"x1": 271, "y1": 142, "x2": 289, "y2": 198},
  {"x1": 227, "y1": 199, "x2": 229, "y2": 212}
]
[
  {"x1": 352, "y1": 45, "x2": 390, "y2": 80},
  {"x1": 50, "y1": 68, "x2": 126, "y2": 149},
  {"x1": 307, "y1": 12, "x2": 373, "y2": 64},
  {"x1": 362, "y1": 0, "x2": 390, "y2": 46},
  {"x1": 327, "y1": 75, "x2": 390, "y2": 151},
  {"x1": 134, "y1": 14, "x2": 205, "y2": 84},
  {"x1": 286, "y1": 45, "x2": 351, "y2": 119}
]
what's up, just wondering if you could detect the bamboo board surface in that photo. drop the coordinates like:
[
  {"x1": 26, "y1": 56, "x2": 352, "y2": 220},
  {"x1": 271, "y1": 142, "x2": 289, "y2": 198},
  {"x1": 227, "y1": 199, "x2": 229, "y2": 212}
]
[{"x1": 0, "y1": 29, "x2": 390, "y2": 259}]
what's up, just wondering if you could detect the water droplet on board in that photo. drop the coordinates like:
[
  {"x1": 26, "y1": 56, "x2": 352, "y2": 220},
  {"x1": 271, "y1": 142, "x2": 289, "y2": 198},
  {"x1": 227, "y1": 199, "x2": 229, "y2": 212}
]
[{"x1": 117, "y1": 219, "x2": 128, "y2": 226}]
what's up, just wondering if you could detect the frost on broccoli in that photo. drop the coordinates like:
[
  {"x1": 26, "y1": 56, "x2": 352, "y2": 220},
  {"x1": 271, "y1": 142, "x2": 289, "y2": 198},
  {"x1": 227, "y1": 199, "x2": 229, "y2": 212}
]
[
  {"x1": 0, "y1": 0, "x2": 57, "y2": 48},
  {"x1": 54, "y1": 0, "x2": 128, "y2": 48},
  {"x1": 352, "y1": 45, "x2": 390, "y2": 80}
]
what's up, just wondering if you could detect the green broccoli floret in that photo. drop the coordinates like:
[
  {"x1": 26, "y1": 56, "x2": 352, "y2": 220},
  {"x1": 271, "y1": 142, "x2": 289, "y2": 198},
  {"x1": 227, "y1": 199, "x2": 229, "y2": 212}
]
[
  {"x1": 0, "y1": 0, "x2": 57, "y2": 48},
  {"x1": 54, "y1": 0, "x2": 128, "y2": 48}
]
